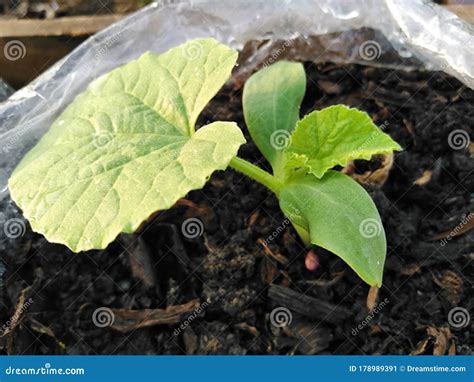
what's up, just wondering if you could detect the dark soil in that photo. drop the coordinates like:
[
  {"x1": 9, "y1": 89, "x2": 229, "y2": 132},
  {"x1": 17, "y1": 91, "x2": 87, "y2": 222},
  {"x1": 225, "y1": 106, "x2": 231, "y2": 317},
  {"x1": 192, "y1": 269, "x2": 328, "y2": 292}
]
[{"x1": 0, "y1": 61, "x2": 473, "y2": 355}]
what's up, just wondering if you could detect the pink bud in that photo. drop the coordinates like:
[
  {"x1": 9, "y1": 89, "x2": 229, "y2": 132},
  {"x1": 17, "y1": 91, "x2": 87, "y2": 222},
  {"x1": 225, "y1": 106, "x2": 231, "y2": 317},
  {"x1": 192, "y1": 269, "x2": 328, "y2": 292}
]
[{"x1": 305, "y1": 250, "x2": 320, "y2": 271}]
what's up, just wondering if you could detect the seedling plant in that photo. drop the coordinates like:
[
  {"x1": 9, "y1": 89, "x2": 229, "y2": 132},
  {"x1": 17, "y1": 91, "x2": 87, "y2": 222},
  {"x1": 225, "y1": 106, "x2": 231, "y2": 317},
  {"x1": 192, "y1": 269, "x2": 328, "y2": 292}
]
[{"x1": 9, "y1": 38, "x2": 400, "y2": 287}]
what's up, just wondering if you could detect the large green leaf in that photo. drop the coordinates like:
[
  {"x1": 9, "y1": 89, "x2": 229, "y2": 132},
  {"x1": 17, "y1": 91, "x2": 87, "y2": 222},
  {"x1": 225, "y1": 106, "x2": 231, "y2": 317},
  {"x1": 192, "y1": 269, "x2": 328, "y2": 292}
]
[
  {"x1": 284, "y1": 105, "x2": 401, "y2": 179},
  {"x1": 242, "y1": 61, "x2": 306, "y2": 178},
  {"x1": 279, "y1": 171, "x2": 386, "y2": 286},
  {"x1": 9, "y1": 38, "x2": 245, "y2": 252}
]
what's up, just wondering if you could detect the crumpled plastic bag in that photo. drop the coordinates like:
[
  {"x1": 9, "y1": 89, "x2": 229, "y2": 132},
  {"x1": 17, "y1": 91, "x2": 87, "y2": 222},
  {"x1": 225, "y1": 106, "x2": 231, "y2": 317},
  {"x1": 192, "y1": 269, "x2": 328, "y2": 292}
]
[{"x1": 0, "y1": 0, "x2": 473, "y2": 199}]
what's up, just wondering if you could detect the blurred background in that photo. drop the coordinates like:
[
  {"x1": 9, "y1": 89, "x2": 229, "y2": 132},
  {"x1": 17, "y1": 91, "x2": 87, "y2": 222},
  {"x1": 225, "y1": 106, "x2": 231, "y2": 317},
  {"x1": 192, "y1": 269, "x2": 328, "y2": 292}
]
[{"x1": 0, "y1": 0, "x2": 473, "y2": 92}]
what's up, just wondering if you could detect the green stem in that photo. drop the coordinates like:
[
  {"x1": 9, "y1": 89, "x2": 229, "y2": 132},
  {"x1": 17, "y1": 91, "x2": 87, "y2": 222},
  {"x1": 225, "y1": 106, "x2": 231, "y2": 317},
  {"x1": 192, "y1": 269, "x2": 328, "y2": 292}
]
[{"x1": 229, "y1": 157, "x2": 282, "y2": 196}]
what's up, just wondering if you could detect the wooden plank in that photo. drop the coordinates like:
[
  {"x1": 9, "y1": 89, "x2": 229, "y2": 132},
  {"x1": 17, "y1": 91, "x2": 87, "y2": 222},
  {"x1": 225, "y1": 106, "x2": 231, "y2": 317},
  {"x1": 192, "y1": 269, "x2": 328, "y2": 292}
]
[
  {"x1": 0, "y1": 15, "x2": 125, "y2": 38},
  {"x1": 445, "y1": 5, "x2": 474, "y2": 24}
]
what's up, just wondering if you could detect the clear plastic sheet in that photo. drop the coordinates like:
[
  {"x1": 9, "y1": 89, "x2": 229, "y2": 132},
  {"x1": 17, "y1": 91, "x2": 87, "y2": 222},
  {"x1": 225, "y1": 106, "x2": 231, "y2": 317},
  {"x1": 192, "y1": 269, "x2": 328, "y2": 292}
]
[{"x1": 0, "y1": 0, "x2": 473, "y2": 200}]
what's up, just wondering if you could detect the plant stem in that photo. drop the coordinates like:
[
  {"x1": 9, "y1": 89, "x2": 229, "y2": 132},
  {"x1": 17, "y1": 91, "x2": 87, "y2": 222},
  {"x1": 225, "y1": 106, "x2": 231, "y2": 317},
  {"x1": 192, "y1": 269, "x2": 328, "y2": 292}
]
[{"x1": 229, "y1": 157, "x2": 282, "y2": 196}]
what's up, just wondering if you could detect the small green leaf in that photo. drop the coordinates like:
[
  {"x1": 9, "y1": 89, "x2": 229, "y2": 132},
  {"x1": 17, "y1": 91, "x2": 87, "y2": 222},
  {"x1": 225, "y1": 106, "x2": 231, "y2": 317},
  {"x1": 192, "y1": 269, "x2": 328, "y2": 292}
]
[
  {"x1": 9, "y1": 38, "x2": 245, "y2": 252},
  {"x1": 284, "y1": 105, "x2": 401, "y2": 178},
  {"x1": 279, "y1": 171, "x2": 386, "y2": 286},
  {"x1": 242, "y1": 61, "x2": 306, "y2": 177}
]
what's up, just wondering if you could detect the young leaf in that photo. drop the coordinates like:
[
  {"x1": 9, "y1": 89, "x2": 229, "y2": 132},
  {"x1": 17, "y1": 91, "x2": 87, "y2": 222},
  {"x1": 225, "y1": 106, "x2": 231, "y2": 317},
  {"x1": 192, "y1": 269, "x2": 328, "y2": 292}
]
[
  {"x1": 242, "y1": 61, "x2": 306, "y2": 177},
  {"x1": 9, "y1": 38, "x2": 245, "y2": 252},
  {"x1": 279, "y1": 171, "x2": 386, "y2": 286},
  {"x1": 284, "y1": 105, "x2": 401, "y2": 179}
]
